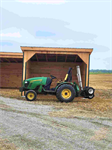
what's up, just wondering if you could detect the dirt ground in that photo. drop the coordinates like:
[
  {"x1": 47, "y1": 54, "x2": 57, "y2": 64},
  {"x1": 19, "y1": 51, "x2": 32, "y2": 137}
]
[
  {"x1": 0, "y1": 74, "x2": 112, "y2": 118},
  {"x1": 0, "y1": 74, "x2": 112, "y2": 149},
  {"x1": 0, "y1": 96, "x2": 112, "y2": 150}
]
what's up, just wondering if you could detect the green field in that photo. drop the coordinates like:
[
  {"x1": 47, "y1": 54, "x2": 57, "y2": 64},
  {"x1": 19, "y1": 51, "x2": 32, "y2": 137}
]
[
  {"x1": 90, "y1": 70, "x2": 112, "y2": 74},
  {"x1": 90, "y1": 72, "x2": 112, "y2": 74}
]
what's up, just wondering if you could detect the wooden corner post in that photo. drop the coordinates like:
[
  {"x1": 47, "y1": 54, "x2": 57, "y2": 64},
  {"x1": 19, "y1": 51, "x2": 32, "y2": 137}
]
[
  {"x1": 77, "y1": 53, "x2": 90, "y2": 87},
  {"x1": 21, "y1": 51, "x2": 36, "y2": 96}
]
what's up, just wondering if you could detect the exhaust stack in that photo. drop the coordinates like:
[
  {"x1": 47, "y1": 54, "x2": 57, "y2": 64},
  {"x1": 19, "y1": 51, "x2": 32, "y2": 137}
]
[{"x1": 76, "y1": 66, "x2": 83, "y2": 90}]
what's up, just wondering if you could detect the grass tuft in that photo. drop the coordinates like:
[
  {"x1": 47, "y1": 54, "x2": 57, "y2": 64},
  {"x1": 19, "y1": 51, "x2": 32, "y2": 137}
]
[{"x1": 0, "y1": 138, "x2": 17, "y2": 150}]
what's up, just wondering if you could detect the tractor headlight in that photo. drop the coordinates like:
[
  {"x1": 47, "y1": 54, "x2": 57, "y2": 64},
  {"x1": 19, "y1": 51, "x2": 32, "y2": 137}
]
[
  {"x1": 24, "y1": 81, "x2": 29, "y2": 87},
  {"x1": 88, "y1": 88, "x2": 94, "y2": 94}
]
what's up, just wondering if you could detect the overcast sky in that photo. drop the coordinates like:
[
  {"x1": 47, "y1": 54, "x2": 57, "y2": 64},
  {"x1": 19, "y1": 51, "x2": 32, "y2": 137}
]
[{"x1": 0, "y1": 0, "x2": 112, "y2": 70}]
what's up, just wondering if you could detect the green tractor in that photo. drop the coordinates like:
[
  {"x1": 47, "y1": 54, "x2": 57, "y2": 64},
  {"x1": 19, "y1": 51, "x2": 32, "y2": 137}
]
[{"x1": 19, "y1": 66, "x2": 95, "y2": 102}]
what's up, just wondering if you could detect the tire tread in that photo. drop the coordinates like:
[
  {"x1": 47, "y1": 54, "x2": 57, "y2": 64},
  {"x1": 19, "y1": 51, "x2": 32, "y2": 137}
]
[{"x1": 56, "y1": 84, "x2": 76, "y2": 103}]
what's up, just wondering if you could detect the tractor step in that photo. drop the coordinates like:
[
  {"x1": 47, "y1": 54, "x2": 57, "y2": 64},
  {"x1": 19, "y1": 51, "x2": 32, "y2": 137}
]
[
  {"x1": 44, "y1": 90, "x2": 56, "y2": 93},
  {"x1": 43, "y1": 87, "x2": 56, "y2": 93}
]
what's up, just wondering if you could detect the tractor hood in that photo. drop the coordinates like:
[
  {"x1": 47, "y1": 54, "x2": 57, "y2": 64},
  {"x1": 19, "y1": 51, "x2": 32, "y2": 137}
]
[
  {"x1": 23, "y1": 77, "x2": 48, "y2": 89},
  {"x1": 25, "y1": 77, "x2": 46, "y2": 82}
]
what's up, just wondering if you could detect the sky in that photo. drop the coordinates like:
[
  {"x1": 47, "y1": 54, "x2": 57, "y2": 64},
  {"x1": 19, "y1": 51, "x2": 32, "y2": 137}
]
[{"x1": 0, "y1": 0, "x2": 112, "y2": 70}]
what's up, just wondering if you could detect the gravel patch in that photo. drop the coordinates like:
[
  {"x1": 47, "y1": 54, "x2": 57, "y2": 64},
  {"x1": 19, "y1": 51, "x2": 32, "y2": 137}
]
[{"x1": 0, "y1": 96, "x2": 112, "y2": 150}]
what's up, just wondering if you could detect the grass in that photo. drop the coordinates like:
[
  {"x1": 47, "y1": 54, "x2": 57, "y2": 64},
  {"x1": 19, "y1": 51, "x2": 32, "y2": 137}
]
[
  {"x1": 90, "y1": 72, "x2": 112, "y2": 74},
  {"x1": 0, "y1": 138, "x2": 17, "y2": 150},
  {"x1": 0, "y1": 74, "x2": 112, "y2": 118}
]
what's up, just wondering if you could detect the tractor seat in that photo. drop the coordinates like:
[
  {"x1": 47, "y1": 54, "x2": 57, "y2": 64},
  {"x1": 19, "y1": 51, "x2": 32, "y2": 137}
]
[
  {"x1": 50, "y1": 75, "x2": 57, "y2": 80},
  {"x1": 64, "y1": 67, "x2": 72, "y2": 82},
  {"x1": 44, "y1": 77, "x2": 52, "y2": 90},
  {"x1": 44, "y1": 75, "x2": 57, "y2": 90}
]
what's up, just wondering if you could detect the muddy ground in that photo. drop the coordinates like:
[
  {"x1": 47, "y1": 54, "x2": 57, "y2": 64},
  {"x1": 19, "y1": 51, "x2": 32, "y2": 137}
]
[{"x1": 0, "y1": 96, "x2": 112, "y2": 150}]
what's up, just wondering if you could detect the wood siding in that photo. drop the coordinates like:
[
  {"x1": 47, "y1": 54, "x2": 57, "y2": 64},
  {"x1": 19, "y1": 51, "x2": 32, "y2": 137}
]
[
  {"x1": 26, "y1": 61, "x2": 86, "y2": 89},
  {"x1": 0, "y1": 47, "x2": 92, "y2": 89},
  {"x1": 22, "y1": 49, "x2": 90, "y2": 87},
  {"x1": 0, "y1": 62, "x2": 22, "y2": 88}
]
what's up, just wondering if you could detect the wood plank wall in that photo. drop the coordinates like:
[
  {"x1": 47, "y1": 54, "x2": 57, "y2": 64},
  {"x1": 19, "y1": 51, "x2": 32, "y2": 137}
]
[
  {"x1": 0, "y1": 62, "x2": 22, "y2": 88},
  {"x1": 0, "y1": 61, "x2": 86, "y2": 89},
  {"x1": 27, "y1": 61, "x2": 86, "y2": 89}
]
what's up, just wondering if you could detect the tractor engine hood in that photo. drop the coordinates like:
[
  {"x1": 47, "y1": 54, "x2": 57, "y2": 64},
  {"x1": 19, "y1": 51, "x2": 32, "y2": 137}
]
[{"x1": 23, "y1": 77, "x2": 47, "y2": 89}]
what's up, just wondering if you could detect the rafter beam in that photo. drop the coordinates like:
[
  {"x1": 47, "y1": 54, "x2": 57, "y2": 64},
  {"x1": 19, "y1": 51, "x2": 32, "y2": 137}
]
[
  {"x1": 5, "y1": 58, "x2": 10, "y2": 63},
  {"x1": 65, "y1": 55, "x2": 67, "y2": 62},
  {"x1": 74, "y1": 55, "x2": 78, "y2": 62},
  {"x1": 46, "y1": 54, "x2": 48, "y2": 62},
  {"x1": 13, "y1": 58, "x2": 18, "y2": 63},
  {"x1": 36, "y1": 54, "x2": 39, "y2": 61},
  {"x1": 56, "y1": 54, "x2": 57, "y2": 62}
]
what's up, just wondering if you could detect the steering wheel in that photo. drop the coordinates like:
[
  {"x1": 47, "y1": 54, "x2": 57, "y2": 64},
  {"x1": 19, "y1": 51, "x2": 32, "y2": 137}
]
[{"x1": 50, "y1": 75, "x2": 57, "y2": 80}]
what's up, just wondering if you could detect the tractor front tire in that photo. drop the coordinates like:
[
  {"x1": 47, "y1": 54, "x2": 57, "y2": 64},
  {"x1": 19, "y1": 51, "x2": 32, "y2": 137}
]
[
  {"x1": 25, "y1": 90, "x2": 37, "y2": 101},
  {"x1": 56, "y1": 84, "x2": 76, "y2": 103}
]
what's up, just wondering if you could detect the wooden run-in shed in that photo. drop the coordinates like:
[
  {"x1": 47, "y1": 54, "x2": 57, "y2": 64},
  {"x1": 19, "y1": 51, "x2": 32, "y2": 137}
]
[
  {"x1": 0, "y1": 47, "x2": 93, "y2": 89},
  {"x1": 0, "y1": 52, "x2": 23, "y2": 88},
  {"x1": 21, "y1": 47, "x2": 93, "y2": 89}
]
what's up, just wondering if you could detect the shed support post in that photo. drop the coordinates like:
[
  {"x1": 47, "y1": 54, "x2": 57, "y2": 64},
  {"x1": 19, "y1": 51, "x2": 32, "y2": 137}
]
[
  {"x1": 88, "y1": 54, "x2": 90, "y2": 86},
  {"x1": 85, "y1": 64, "x2": 87, "y2": 87},
  {"x1": 26, "y1": 60, "x2": 30, "y2": 79},
  {"x1": 77, "y1": 53, "x2": 89, "y2": 87},
  {"x1": 21, "y1": 56, "x2": 26, "y2": 96},
  {"x1": 21, "y1": 51, "x2": 36, "y2": 96}
]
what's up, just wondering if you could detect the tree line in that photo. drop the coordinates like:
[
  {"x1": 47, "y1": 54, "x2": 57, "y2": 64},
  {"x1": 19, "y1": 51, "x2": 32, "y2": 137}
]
[{"x1": 90, "y1": 69, "x2": 112, "y2": 74}]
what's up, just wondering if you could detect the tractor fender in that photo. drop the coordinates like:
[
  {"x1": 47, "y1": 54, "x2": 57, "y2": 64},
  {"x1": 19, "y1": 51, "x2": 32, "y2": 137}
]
[{"x1": 55, "y1": 82, "x2": 75, "y2": 92}]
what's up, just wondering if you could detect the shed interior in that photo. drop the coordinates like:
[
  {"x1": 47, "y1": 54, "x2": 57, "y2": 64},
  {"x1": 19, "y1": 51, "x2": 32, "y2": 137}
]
[{"x1": 26, "y1": 53, "x2": 86, "y2": 88}]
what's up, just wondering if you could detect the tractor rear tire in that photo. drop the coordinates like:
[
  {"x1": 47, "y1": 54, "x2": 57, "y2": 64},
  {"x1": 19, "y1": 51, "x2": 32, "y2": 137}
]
[
  {"x1": 25, "y1": 90, "x2": 37, "y2": 101},
  {"x1": 56, "y1": 84, "x2": 76, "y2": 103}
]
